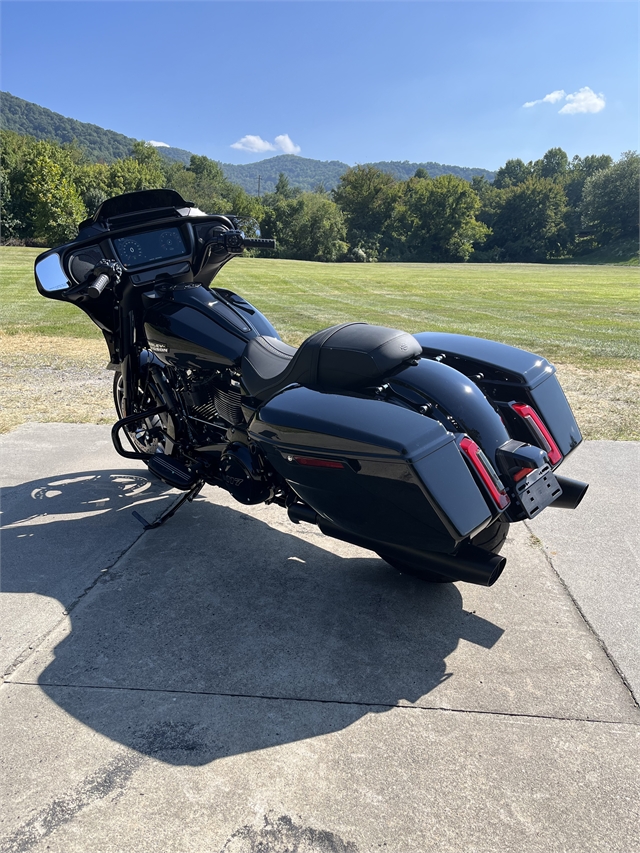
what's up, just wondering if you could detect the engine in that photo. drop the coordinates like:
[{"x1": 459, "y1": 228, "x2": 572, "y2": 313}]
[
  {"x1": 182, "y1": 370, "x2": 243, "y2": 426},
  {"x1": 220, "y1": 443, "x2": 275, "y2": 505}
]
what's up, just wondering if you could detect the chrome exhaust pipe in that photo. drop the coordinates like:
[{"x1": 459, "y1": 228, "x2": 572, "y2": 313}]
[{"x1": 550, "y1": 476, "x2": 589, "y2": 510}]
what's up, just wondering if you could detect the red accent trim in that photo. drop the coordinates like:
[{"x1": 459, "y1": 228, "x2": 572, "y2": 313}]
[
  {"x1": 293, "y1": 457, "x2": 345, "y2": 469},
  {"x1": 513, "y1": 467, "x2": 535, "y2": 483},
  {"x1": 511, "y1": 403, "x2": 563, "y2": 465},
  {"x1": 459, "y1": 437, "x2": 510, "y2": 510}
]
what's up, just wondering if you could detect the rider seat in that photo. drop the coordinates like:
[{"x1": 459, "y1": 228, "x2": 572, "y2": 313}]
[{"x1": 241, "y1": 322, "x2": 422, "y2": 401}]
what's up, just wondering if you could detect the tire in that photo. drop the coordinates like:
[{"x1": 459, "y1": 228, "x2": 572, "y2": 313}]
[
  {"x1": 469, "y1": 516, "x2": 510, "y2": 554},
  {"x1": 378, "y1": 518, "x2": 510, "y2": 584},
  {"x1": 113, "y1": 370, "x2": 174, "y2": 456}
]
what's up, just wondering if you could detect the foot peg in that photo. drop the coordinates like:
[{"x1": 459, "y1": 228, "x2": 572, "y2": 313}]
[{"x1": 147, "y1": 454, "x2": 200, "y2": 490}]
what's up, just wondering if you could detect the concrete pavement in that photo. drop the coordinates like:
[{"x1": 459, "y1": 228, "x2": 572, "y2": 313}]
[{"x1": 1, "y1": 425, "x2": 638, "y2": 852}]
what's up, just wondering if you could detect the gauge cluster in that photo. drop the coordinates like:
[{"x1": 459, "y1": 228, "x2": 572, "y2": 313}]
[{"x1": 112, "y1": 226, "x2": 188, "y2": 268}]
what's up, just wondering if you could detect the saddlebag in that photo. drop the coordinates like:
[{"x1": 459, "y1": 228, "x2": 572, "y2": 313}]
[
  {"x1": 249, "y1": 386, "x2": 495, "y2": 554},
  {"x1": 414, "y1": 332, "x2": 582, "y2": 460}
]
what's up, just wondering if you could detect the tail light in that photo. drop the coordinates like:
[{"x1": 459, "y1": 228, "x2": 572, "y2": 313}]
[
  {"x1": 459, "y1": 437, "x2": 510, "y2": 510},
  {"x1": 510, "y1": 403, "x2": 563, "y2": 465}
]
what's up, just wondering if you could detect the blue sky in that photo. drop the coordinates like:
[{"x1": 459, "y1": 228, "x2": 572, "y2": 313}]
[{"x1": 1, "y1": 1, "x2": 637, "y2": 170}]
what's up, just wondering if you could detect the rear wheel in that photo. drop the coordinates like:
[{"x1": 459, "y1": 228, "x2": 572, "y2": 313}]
[
  {"x1": 113, "y1": 370, "x2": 175, "y2": 456},
  {"x1": 469, "y1": 516, "x2": 510, "y2": 554},
  {"x1": 378, "y1": 517, "x2": 510, "y2": 583}
]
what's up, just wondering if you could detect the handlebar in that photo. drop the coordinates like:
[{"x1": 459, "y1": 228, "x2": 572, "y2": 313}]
[
  {"x1": 210, "y1": 230, "x2": 276, "y2": 253},
  {"x1": 87, "y1": 273, "x2": 111, "y2": 299},
  {"x1": 87, "y1": 259, "x2": 123, "y2": 299},
  {"x1": 242, "y1": 237, "x2": 277, "y2": 250}
]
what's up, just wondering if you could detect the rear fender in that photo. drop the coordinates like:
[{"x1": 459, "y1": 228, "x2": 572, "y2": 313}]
[{"x1": 390, "y1": 358, "x2": 511, "y2": 469}]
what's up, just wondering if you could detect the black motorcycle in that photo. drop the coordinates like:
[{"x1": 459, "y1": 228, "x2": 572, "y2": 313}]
[{"x1": 34, "y1": 188, "x2": 588, "y2": 586}]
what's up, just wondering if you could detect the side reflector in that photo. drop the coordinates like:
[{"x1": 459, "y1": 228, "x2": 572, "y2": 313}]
[
  {"x1": 292, "y1": 456, "x2": 345, "y2": 469},
  {"x1": 510, "y1": 403, "x2": 563, "y2": 465},
  {"x1": 459, "y1": 437, "x2": 510, "y2": 510}
]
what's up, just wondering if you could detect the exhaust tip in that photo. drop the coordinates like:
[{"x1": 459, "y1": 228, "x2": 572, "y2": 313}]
[
  {"x1": 485, "y1": 554, "x2": 507, "y2": 587},
  {"x1": 551, "y1": 476, "x2": 589, "y2": 510}
]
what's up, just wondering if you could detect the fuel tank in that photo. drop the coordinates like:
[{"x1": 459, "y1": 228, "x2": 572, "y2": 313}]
[{"x1": 143, "y1": 283, "x2": 278, "y2": 369}]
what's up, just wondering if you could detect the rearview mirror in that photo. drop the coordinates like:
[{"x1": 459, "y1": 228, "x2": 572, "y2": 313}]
[
  {"x1": 234, "y1": 216, "x2": 261, "y2": 238},
  {"x1": 35, "y1": 254, "x2": 70, "y2": 292}
]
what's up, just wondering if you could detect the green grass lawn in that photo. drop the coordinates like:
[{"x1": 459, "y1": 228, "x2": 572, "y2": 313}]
[{"x1": 2, "y1": 247, "x2": 638, "y2": 369}]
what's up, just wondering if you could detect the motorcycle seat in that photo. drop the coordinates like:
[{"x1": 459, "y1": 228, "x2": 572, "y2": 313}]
[{"x1": 242, "y1": 322, "x2": 422, "y2": 401}]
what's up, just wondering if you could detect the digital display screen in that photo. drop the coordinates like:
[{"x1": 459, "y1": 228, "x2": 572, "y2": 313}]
[{"x1": 113, "y1": 227, "x2": 187, "y2": 268}]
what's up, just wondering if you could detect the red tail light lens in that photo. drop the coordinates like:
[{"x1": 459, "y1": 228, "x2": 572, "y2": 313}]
[
  {"x1": 291, "y1": 456, "x2": 345, "y2": 469},
  {"x1": 459, "y1": 437, "x2": 510, "y2": 510},
  {"x1": 510, "y1": 403, "x2": 563, "y2": 465}
]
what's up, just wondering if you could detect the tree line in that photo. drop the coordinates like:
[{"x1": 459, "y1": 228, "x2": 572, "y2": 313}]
[{"x1": 1, "y1": 128, "x2": 637, "y2": 263}]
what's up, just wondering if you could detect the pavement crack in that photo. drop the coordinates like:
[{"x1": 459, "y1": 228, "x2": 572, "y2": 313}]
[
  {"x1": 8, "y1": 679, "x2": 639, "y2": 727},
  {"x1": 524, "y1": 519, "x2": 640, "y2": 710}
]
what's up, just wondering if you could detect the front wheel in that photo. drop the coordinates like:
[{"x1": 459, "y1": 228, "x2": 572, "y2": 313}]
[
  {"x1": 113, "y1": 370, "x2": 175, "y2": 456},
  {"x1": 378, "y1": 517, "x2": 510, "y2": 583}
]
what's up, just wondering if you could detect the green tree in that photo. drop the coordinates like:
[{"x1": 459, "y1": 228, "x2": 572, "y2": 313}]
[
  {"x1": 274, "y1": 172, "x2": 299, "y2": 200},
  {"x1": 533, "y1": 147, "x2": 569, "y2": 181},
  {"x1": 21, "y1": 142, "x2": 86, "y2": 244},
  {"x1": 580, "y1": 151, "x2": 639, "y2": 243},
  {"x1": 485, "y1": 177, "x2": 569, "y2": 261},
  {"x1": 561, "y1": 153, "x2": 614, "y2": 248},
  {"x1": 261, "y1": 191, "x2": 347, "y2": 261},
  {"x1": 493, "y1": 159, "x2": 531, "y2": 189},
  {"x1": 332, "y1": 165, "x2": 399, "y2": 260},
  {"x1": 392, "y1": 174, "x2": 488, "y2": 261},
  {"x1": 74, "y1": 161, "x2": 111, "y2": 214}
]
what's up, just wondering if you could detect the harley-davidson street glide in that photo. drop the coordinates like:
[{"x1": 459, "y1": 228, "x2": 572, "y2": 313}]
[{"x1": 34, "y1": 188, "x2": 588, "y2": 586}]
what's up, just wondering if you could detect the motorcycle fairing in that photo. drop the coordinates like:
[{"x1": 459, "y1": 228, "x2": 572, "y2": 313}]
[
  {"x1": 415, "y1": 332, "x2": 582, "y2": 458},
  {"x1": 249, "y1": 386, "x2": 493, "y2": 553}
]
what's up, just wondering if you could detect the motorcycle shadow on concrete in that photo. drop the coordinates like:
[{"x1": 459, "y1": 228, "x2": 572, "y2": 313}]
[{"x1": 2, "y1": 471, "x2": 504, "y2": 766}]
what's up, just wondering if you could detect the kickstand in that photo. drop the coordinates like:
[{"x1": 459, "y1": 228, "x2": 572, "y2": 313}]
[{"x1": 133, "y1": 480, "x2": 205, "y2": 530}]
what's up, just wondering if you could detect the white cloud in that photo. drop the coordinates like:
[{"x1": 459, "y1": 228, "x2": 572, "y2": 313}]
[
  {"x1": 148, "y1": 140, "x2": 170, "y2": 147},
  {"x1": 274, "y1": 134, "x2": 301, "y2": 155},
  {"x1": 231, "y1": 133, "x2": 301, "y2": 155},
  {"x1": 559, "y1": 87, "x2": 606, "y2": 114},
  {"x1": 231, "y1": 135, "x2": 276, "y2": 153},
  {"x1": 523, "y1": 86, "x2": 605, "y2": 114},
  {"x1": 524, "y1": 90, "x2": 566, "y2": 108}
]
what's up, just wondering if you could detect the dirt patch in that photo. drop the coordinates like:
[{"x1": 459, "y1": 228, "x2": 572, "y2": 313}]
[
  {"x1": 553, "y1": 362, "x2": 640, "y2": 441},
  {"x1": 0, "y1": 334, "x2": 113, "y2": 434},
  {"x1": 1, "y1": 334, "x2": 638, "y2": 440}
]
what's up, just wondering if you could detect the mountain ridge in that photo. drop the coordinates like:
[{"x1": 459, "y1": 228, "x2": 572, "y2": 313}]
[{"x1": 0, "y1": 90, "x2": 495, "y2": 192}]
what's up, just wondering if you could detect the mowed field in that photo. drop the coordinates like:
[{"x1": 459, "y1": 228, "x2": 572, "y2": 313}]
[{"x1": 1, "y1": 246, "x2": 639, "y2": 438}]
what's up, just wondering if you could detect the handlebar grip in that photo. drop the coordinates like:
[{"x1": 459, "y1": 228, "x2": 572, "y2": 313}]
[
  {"x1": 243, "y1": 237, "x2": 277, "y2": 250},
  {"x1": 87, "y1": 273, "x2": 111, "y2": 299}
]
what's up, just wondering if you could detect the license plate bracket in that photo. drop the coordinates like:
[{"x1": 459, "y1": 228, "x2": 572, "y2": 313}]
[{"x1": 516, "y1": 464, "x2": 562, "y2": 518}]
